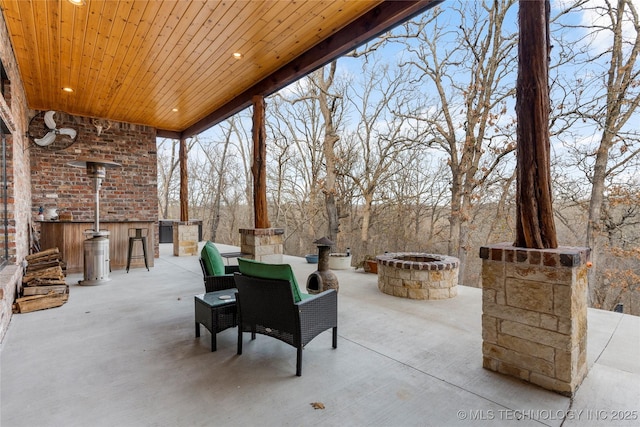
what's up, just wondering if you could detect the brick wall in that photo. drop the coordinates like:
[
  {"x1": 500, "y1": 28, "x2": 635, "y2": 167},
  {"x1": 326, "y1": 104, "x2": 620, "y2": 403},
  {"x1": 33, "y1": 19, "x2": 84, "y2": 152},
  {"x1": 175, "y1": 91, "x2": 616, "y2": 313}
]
[
  {"x1": 0, "y1": 11, "x2": 33, "y2": 342},
  {"x1": 30, "y1": 114, "x2": 159, "y2": 258}
]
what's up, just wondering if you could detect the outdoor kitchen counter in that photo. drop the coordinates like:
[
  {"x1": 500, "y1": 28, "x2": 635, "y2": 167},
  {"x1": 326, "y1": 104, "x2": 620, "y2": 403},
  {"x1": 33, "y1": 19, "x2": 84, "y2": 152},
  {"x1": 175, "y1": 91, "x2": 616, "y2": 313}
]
[{"x1": 38, "y1": 221, "x2": 155, "y2": 273}]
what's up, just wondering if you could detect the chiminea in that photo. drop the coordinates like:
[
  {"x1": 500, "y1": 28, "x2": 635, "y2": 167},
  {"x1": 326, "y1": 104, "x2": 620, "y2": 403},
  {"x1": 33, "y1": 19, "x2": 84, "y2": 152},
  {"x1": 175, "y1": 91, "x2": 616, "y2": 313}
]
[{"x1": 306, "y1": 237, "x2": 339, "y2": 294}]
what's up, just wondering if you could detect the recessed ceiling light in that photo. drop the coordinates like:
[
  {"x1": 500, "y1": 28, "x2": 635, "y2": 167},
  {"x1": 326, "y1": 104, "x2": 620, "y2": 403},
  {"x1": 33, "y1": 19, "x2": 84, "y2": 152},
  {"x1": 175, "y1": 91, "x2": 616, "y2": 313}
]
[
  {"x1": 62, "y1": 87, "x2": 74, "y2": 93},
  {"x1": 68, "y1": 0, "x2": 86, "y2": 6},
  {"x1": 233, "y1": 52, "x2": 243, "y2": 59},
  {"x1": 172, "y1": 108, "x2": 178, "y2": 112}
]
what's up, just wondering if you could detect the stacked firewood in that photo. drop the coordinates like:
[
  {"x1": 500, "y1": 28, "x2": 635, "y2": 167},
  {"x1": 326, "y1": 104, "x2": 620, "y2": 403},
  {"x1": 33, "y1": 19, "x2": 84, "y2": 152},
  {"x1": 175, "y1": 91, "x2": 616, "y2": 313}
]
[{"x1": 13, "y1": 248, "x2": 69, "y2": 314}]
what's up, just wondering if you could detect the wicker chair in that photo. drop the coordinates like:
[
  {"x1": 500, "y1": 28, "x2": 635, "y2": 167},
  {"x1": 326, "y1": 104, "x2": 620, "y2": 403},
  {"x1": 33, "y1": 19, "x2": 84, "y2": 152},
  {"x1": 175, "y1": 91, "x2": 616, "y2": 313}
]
[
  {"x1": 234, "y1": 273, "x2": 337, "y2": 376},
  {"x1": 199, "y1": 257, "x2": 239, "y2": 292}
]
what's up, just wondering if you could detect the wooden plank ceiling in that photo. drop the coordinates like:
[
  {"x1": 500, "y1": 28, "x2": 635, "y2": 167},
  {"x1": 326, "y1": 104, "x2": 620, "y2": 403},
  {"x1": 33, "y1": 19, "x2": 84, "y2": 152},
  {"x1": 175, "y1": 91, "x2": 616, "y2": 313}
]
[{"x1": 0, "y1": 0, "x2": 440, "y2": 138}]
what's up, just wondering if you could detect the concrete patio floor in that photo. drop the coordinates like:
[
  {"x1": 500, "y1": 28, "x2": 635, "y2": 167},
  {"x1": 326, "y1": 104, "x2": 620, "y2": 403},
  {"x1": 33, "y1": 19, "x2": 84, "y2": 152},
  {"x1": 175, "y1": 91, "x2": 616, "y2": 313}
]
[{"x1": 1, "y1": 243, "x2": 639, "y2": 427}]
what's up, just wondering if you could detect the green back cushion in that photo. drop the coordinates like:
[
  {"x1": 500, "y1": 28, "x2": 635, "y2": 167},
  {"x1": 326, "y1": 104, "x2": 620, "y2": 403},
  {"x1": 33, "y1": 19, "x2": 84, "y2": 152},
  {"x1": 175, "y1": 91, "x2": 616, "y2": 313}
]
[
  {"x1": 201, "y1": 241, "x2": 225, "y2": 276},
  {"x1": 237, "y1": 258, "x2": 303, "y2": 303}
]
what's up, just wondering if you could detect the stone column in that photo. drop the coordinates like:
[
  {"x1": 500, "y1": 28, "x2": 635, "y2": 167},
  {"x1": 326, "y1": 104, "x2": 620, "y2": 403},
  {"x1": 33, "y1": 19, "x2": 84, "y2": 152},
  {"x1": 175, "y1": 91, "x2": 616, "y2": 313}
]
[
  {"x1": 172, "y1": 222, "x2": 199, "y2": 257},
  {"x1": 480, "y1": 243, "x2": 590, "y2": 396},
  {"x1": 239, "y1": 228, "x2": 284, "y2": 263}
]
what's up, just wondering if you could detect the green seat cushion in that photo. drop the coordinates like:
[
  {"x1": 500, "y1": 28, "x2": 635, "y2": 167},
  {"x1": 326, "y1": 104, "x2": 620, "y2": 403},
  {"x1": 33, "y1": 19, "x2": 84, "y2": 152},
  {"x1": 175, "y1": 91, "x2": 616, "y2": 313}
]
[
  {"x1": 201, "y1": 241, "x2": 225, "y2": 277},
  {"x1": 237, "y1": 258, "x2": 303, "y2": 303}
]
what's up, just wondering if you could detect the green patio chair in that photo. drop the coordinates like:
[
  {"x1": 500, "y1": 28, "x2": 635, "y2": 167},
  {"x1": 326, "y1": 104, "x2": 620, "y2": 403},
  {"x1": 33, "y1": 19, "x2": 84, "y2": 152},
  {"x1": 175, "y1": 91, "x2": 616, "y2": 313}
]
[
  {"x1": 199, "y1": 241, "x2": 239, "y2": 292},
  {"x1": 234, "y1": 258, "x2": 337, "y2": 376}
]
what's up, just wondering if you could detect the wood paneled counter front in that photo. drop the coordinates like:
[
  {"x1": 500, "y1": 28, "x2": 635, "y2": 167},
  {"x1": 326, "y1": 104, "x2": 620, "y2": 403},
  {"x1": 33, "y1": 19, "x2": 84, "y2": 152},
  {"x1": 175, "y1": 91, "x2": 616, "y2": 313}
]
[{"x1": 39, "y1": 221, "x2": 155, "y2": 273}]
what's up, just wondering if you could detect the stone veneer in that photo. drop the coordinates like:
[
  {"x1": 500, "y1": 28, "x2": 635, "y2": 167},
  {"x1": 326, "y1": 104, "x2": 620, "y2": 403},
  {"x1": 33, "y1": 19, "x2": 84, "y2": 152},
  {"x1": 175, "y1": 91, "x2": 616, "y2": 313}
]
[
  {"x1": 480, "y1": 243, "x2": 590, "y2": 396},
  {"x1": 376, "y1": 252, "x2": 459, "y2": 300},
  {"x1": 173, "y1": 222, "x2": 199, "y2": 257},
  {"x1": 239, "y1": 228, "x2": 284, "y2": 263}
]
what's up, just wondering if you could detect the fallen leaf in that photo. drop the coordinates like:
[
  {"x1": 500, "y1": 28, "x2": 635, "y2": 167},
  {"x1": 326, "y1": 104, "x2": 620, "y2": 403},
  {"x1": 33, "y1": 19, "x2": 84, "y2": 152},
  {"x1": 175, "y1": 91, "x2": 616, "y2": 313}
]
[{"x1": 310, "y1": 402, "x2": 325, "y2": 410}]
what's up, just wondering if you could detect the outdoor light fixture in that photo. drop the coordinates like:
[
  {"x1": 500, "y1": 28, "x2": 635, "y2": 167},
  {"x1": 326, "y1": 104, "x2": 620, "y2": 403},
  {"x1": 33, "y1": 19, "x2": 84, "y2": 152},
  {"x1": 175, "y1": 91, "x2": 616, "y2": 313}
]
[
  {"x1": 233, "y1": 52, "x2": 243, "y2": 59},
  {"x1": 68, "y1": 0, "x2": 85, "y2": 6}
]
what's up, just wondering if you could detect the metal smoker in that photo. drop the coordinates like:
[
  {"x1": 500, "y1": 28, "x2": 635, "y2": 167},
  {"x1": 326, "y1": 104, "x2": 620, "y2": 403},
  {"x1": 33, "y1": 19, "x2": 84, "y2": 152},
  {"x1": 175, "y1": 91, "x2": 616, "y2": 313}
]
[
  {"x1": 68, "y1": 159, "x2": 121, "y2": 285},
  {"x1": 306, "y1": 237, "x2": 339, "y2": 294}
]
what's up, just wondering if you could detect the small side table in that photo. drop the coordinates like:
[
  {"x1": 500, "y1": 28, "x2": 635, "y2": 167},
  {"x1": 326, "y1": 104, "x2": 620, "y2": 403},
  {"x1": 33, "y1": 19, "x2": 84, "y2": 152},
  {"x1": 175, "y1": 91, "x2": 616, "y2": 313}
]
[
  {"x1": 220, "y1": 251, "x2": 250, "y2": 265},
  {"x1": 194, "y1": 289, "x2": 238, "y2": 351}
]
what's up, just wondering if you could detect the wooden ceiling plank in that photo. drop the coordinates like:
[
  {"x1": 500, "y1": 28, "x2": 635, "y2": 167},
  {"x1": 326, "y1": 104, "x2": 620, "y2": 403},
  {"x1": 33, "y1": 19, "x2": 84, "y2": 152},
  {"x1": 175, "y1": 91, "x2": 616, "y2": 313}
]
[
  {"x1": 112, "y1": 0, "x2": 194, "y2": 122},
  {"x1": 33, "y1": 1, "x2": 56, "y2": 110},
  {"x1": 64, "y1": 0, "x2": 90, "y2": 115},
  {"x1": 73, "y1": 1, "x2": 105, "y2": 115},
  {"x1": 123, "y1": 0, "x2": 216, "y2": 126},
  {"x1": 80, "y1": 0, "x2": 122, "y2": 114},
  {"x1": 149, "y1": 6, "x2": 233, "y2": 128},
  {"x1": 59, "y1": 1, "x2": 79, "y2": 113},
  {"x1": 0, "y1": 1, "x2": 38, "y2": 108},
  {"x1": 92, "y1": 1, "x2": 142, "y2": 118},
  {"x1": 148, "y1": 1, "x2": 280, "y2": 128},
  {"x1": 91, "y1": 1, "x2": 146, "y2": 118},
  {"x1": 103, "y1": 0, "x2": 179, "y2": 122},
  {"x1": 125, "y1": 0, "x2": 252, "y2": 128},
  {"x1": 151, "y1": 0, "x2": 311, "y2": 129},
  {"x1": 48, "y1": 1, "x2": 62, "y2": 112}
]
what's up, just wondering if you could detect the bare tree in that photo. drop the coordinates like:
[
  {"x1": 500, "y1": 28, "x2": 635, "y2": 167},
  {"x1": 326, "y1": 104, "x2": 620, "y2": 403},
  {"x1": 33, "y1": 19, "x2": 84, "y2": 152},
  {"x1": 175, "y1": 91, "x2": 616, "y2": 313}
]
[
  {"x1": 299, "y1": 62, "x2": 345, "y2": 245},
  {"x1": 552, "y1": 0, "x2": 640, "y2": 305},
  {"x1": 400, "y1": 0, "x2": 519, "y2": 282},
  {"x1": 340, "y1": 56, "x2": 425, "y2": 256},
  {"x1": 157, "y1": 137, "x2": 194, "y2": 219},
  {"x1": 267, "y1": 81, "x2": 328, "y2": 253}
]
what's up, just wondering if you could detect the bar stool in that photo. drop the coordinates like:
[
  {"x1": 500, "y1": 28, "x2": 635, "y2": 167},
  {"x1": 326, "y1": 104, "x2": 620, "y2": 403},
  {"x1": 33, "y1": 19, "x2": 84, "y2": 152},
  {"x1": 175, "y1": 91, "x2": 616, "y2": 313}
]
[{"x1": 126, "y1": 228, "x2": 149, "y2": 273}]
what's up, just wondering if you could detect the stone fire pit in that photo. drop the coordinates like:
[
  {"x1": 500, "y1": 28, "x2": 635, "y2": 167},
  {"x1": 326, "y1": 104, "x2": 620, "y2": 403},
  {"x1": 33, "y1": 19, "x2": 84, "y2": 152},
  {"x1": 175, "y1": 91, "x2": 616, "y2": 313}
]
[{"x1": 376, "y1": 252, "x2": 459, "y2": 300}]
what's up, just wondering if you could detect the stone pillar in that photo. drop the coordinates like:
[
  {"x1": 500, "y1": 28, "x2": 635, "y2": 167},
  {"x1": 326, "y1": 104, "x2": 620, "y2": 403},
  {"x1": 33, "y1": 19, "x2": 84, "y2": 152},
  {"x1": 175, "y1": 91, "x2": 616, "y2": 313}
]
[
  {"x1": 480, "y1": 243, "x2": 590, "y2": 396},
  {"x1": 239, "y1": 228, "x2": 284, "y2": 263},
  {"x1": 172, "y1": 222, "x2": 199, "y2": 257}
]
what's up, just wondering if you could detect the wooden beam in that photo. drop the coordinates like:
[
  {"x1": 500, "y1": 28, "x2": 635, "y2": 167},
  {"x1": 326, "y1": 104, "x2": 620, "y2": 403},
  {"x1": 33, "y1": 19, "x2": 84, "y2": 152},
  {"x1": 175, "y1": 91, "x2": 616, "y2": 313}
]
[
  {"x1": 182, "y1": 0, "x2": 443, "y2": 138},
  {"x1": 252, "y1": 96, "x2": 270, "y2": 229},
  {"x1": 514, "y1": 0, "x2": 557, "y2": 249},
  {"x1": 179, "y1": 137, "x2": 189, "y2": 222},
  {"x1": 156, "y1": 128, "x2": 181, "y2": 139}
]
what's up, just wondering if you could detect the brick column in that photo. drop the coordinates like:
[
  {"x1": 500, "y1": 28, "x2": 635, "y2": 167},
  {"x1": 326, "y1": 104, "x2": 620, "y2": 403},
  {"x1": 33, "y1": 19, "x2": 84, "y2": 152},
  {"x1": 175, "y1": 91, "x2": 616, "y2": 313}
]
[
  {"x1": 480, "y1": 243, "x2": 590, "y2": 396},
  {"x1": 172, "y1": 222, "x2": 199, "y2": 257},
  {"x1": 239, "y1": 228, "x2": 284, "y2": 263}
]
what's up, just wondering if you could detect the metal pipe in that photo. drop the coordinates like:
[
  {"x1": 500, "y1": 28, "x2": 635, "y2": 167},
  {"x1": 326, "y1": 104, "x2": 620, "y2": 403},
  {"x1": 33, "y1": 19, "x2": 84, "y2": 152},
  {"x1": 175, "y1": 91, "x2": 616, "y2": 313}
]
[{"x1": 94, "y1": 176, "x2": 101, "y2": 233}]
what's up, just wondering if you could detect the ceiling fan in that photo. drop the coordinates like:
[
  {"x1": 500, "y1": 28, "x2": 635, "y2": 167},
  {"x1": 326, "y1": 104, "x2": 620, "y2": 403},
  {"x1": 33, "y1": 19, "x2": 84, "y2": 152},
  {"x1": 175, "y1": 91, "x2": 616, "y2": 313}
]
[{"x1": 28, "y1": 110, "x2": 78, "y2": 147}]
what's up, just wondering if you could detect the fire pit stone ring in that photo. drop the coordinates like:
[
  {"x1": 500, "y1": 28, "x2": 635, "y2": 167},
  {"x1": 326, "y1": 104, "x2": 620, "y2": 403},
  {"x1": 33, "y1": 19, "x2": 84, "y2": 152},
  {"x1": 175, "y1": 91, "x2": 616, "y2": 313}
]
[{"x1": 375, "y1": 252, "x2": 459, "y2": 300}]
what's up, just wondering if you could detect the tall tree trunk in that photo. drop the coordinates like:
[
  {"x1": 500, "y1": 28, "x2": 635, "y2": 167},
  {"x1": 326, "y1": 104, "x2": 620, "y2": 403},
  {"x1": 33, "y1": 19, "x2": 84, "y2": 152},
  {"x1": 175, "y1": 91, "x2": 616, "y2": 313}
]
[
  {"x1": 323, "y1": 138, "x2": 340, "y2": 243},
  {"x1": 252, "y1": 95, "x2": 270, "y2": 229},
  {"x1": 211, "y1": 131, "x2": 231, "y2": 242},
  {"x1": 448, "y1": 172, "x2": 462, "y2": 256},
  {"x1": 315, "y1": 62, "x2": 340, "y2": 244},
  {"x1": 514, "y1": 0, "x2": 558, "y2": 249},
  {"x1": 360, "y1": 192, "x2": 373, "y2": 244}
]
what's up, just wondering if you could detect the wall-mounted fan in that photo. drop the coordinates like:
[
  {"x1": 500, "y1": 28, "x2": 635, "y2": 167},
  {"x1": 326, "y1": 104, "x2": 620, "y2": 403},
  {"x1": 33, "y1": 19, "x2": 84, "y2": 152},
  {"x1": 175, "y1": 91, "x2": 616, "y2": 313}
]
[{"x1": 28, "y1": 110, "x2": 78, "y2": 148}]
